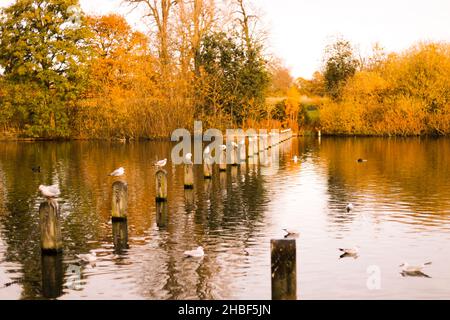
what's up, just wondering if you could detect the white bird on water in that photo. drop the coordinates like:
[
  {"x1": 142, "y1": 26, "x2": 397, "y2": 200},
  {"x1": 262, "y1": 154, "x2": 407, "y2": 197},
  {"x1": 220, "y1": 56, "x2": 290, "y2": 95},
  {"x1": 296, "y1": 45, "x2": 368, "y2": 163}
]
[
  {"x1": 339, "y1": 246, "x2": 359, "y2": 256},
  {"x1": 184, "y1": 246, "x2": 204, "y2": 258},
  {"x1": 283, "y1": 228, "x2": 300, "y2": 238},
  {"x1": 399, "y1": 261, "x2": 432, "y2": 273},
  {"x1": 155, "y1": 158, "x2": 167, "y2": 168},
  {"x1": 38, "y1": 184, "x2": 61, "y2": 199},
  {"x1": 76, "y1": 252, "x2": 97, "y2": 263},
  {"x1": 109, "y1": 167, "x2": 125, "y2": 177},
  {"x1": 346, "y1": 203, "x2": 354, "y2": 212}
]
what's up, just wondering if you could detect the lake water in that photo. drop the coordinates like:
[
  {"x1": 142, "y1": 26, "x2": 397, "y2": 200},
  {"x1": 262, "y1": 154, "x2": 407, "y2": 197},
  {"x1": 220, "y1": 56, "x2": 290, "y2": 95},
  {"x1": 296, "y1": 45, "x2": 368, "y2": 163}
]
[{"x1": 1, "y1": 137, "x2": 450, "y2": 300}]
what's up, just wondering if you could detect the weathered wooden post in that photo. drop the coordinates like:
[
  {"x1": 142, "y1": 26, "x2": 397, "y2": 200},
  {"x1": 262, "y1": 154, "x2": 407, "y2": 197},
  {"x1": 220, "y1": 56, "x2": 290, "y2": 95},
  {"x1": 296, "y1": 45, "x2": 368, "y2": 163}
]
[
  {"x1": 248, "y1": 138, "x2": 254, "y2": 158},
  {"x1": 156, "y1": 201, "x2": 168, "y2": 228},
  {"x1": 239, "y1": 139, "x2": 246, "y2": 163},
  {"x1": 39, "y1": 201, "x2": 63, "y2": 254},
  {"x1": 184, "y1": 162, "x2": 194, "y2": 189},
  {"x1": 203, "y1": 156, "x2": 212, "y2": 179},
  {"x1": 41, "y1": 253, "x2": 63, "y2": 299},
  {"x1": 231, "y1": 145, "x2": 239, "y2": 166},
  {"x1": 219, "y1": 149, "x2": 227, "y2": 172},
  {"x1": 112, "y1": 181, "x2": 128, "y2": 221},
  {"x1": 155, "y1": 169, "x2": 168, "y2": 202},
  {"x1": 271, "y1": 239, "x2": 297, "y2": 300},
  {"x1": 254, "y1": 136, "x2": 259, "y2": 155},
  {"x1": 112, "y1": 220, "x2": 129, "y2": 254}
]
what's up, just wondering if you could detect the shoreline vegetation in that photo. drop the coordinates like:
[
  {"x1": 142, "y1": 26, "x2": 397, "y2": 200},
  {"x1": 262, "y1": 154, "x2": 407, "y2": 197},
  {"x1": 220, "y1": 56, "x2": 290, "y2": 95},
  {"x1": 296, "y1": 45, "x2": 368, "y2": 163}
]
[{"x1": 1, "y1": 1, "x2": 449, "y2": 140}]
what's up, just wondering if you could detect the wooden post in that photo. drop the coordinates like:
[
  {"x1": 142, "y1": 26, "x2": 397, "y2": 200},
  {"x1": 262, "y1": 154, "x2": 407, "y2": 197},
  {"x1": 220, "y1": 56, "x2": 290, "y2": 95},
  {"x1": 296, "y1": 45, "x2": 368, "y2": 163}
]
[
  {"x1": 219, "y1": 149, "x2": 227, "y2": 172},
  {"x1": 184, "y1": 163, "x2": 194, "y2": 189},
  {"x1": 271, "y1": 239, "x2": 297, "y2": 300},
  {"x1": 112, "y1": 181, "x2": 128, "y2": 221},
  {"x1": 39, "y1": 201, "x2": 63, "y2": 254},
  {"x1": 253, "y1": 136, "x2": 259, "y2": 155},
  {"x1": 112, "y1": 220, "x2": 129, "y2": 254},
  {"x1": 41, "y1": 254, "x2": 63, "y2": 299},
  {"x1": 156, "y1": 201, "x2": 168, "y2": 228},
  {"x1": 248, "y1": 138, "x2": 254, "y2": 158},
  {"x1": 203, "y1": 156, "x2": 212, "y2": 179},
  {"x1": 231, "y1": 146, "x2": 239, "y2": 166},
  {"x1": 155, "y1": 169, "x2": 168, "y2": 202},
  {"x1": 239, "y1": 139, "x2": 246, "y2": 163}
]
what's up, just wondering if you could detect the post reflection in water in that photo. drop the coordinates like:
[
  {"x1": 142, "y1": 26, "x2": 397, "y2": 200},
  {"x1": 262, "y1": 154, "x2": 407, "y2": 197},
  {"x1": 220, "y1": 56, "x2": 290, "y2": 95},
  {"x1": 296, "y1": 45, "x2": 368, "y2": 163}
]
[
  {"x1": 1, "y1": 138, "x2": 450, "y2": 299},
  {"x1": 41, "y1": 254, "x2": 63, "y2": 299},
  {"x1": 112, "y1": 221, "x2": 129, "y2": 254}
]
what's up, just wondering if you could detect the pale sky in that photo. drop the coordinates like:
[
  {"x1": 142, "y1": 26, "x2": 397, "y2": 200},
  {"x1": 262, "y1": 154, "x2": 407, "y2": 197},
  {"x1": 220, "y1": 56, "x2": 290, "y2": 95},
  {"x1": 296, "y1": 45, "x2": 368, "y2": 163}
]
[{"x1": 2, "y1": 0, "x2": 450, "y2": 78}]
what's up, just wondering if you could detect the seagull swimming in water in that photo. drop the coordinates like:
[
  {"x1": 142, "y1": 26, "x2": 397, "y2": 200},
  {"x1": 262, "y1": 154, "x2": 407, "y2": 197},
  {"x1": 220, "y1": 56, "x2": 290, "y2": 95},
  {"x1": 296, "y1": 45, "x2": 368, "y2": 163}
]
[
  {"x1": 357, "y1": 158, "x2": 368, "y2": 163},
  {"x1": 399, "y1": 261, "x2": 432, "y2": 273},
  {"x1": 339, "y1": 246, "x2": 359, "y2": 258},
  {"x1": 346, "y1": 203, "x2": 354, "y2": 212},
  {"x1": 283, "y1": 228, "x2": 300, "y2": 238},
  {"x1": 109, "y1": 167, "x2": 125, "y2": 177},
  {"x1": 38, "y1": 185, "x2": 61, "y2": 199},
  {"x1": 76, "y1": 252, "x2": 97, "y2": 264},
  {"x1": 154, "y1": 159, "x2": 167, "y2": 168},
  {"x1": 184, "y1": 246, "x2": 204, "y2": 258}
]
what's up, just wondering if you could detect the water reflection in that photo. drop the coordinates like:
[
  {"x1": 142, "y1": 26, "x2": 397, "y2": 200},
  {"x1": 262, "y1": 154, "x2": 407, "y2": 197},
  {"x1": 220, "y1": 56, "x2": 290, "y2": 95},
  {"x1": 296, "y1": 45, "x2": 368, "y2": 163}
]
[{"x1": 0, "y1": 138, "x2": 450, "y2": 299}]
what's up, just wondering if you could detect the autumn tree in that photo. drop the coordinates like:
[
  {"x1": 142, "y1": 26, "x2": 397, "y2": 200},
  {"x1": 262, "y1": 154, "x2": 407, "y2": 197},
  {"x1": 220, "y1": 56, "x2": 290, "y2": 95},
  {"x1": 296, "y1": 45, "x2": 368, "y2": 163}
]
[{"x1": 0, "y1": 0, "x2": 90, "y2": 137}]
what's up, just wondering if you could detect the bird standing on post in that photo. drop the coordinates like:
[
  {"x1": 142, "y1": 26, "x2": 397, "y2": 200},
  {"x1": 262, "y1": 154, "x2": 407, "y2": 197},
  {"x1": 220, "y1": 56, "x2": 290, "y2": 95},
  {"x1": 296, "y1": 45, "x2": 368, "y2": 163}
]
[
  {"x1": 154, "y1": 159, "x2": 167, "y2": 169},
  {"x1": 109, "y1": 167, "x2": 125, "y2": 177},
  {"x1": 38, "y1": 184, "x2": 61, "y2": 201}
]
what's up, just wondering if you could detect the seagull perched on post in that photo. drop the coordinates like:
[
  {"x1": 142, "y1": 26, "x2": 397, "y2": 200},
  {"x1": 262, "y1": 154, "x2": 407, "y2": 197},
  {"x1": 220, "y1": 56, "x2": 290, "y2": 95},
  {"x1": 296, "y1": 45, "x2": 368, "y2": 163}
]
[
  {"x1": 39, "y1": 184, "x2": 61, "y2": 200},
  {"x1": 184, "y1": 246, "x2": 204, "y2": 258},
  {"x1": 109, "y1": 167, "x2": 125, "y2": 177},
  {"x1": 185, "y1": 153, "x2": 193, "y2": 163},
  {"x1": 220, "y1": 145, "x2": 227, "y2": 151},
  {"x1": 154, "y1": 159, "x2": 167, "y2": 169}
]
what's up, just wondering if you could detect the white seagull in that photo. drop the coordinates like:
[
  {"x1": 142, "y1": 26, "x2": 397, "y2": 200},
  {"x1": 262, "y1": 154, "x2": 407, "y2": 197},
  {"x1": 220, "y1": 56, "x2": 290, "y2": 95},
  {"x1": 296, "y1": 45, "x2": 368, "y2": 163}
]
[
  {"x1": 346, "y1": 203, "x2": 354, "y2": 212},
  {"x1": 283, "y1": 228, "x2": 300, "y2": 238},
  {"x1": 76, "y1": 252, "x2": 97, "y2": 263},
  {"x1": 220, "y1": 145, "x2": 227, "y2": 151},
  {"x1": 38, "y1": 184, "x2": 61, "y2": 199},
  {"x1": 339, "y1": 246, "x2": 359, "y2": 257},
  {"x1": 155, "y1": 159, "x2": 167, "y2": 168},
  {"x1": 399, "y1": 261, "x2": 432, "y2": 273},
  {"x1": 185, "y1": 153, "x2": 193, "y2": 162},
  {"x1": 204, "y1": 146, "x2": 210, "y2": 155},
  {"x1": 184, "y1": 246, "x2": 204, "y2": 258},
  {"x1": 109, "y1": 167, "x2": 125, "y2": 177}
]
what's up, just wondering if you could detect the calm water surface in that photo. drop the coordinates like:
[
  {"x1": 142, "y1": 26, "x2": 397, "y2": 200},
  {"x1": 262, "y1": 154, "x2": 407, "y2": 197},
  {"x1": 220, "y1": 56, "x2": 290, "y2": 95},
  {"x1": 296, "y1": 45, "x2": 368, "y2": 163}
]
[{"x1": 1, "y1": 137, "x2": 450, "y2": 299}]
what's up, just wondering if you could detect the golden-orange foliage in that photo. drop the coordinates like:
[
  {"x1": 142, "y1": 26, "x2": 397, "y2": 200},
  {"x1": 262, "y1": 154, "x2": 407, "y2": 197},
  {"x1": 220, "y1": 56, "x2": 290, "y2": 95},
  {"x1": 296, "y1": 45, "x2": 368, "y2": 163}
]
[{"x1": 320, "y1": 42, "x2": 450, "y2": 136}]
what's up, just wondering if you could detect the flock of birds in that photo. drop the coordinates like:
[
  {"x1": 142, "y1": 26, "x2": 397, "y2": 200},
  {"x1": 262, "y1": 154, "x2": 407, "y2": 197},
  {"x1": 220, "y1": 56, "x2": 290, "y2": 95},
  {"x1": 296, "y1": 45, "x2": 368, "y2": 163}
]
[{"x1": 35, "y1": 151, "x2": 432, "y2": 275}]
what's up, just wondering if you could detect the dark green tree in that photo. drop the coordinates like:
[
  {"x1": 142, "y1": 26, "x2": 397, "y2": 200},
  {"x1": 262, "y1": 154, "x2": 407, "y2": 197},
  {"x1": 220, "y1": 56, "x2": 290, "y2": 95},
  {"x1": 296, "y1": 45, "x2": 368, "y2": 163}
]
[
  {"x1": 0, "y1": 0, "x2": 90, "y2": 137},
  {"x1": 196, "y1": 31, "x2": 269, "y2": 125},
  {"x1": 323, "y1": 38, "x2": 359, "y2": 100}
]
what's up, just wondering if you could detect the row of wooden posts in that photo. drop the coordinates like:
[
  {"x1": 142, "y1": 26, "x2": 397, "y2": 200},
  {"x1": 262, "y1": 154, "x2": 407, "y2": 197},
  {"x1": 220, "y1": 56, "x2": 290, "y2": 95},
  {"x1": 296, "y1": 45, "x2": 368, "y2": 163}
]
[{"x1": 38, "y1": 129, "x2": 296, "y2": 299}]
